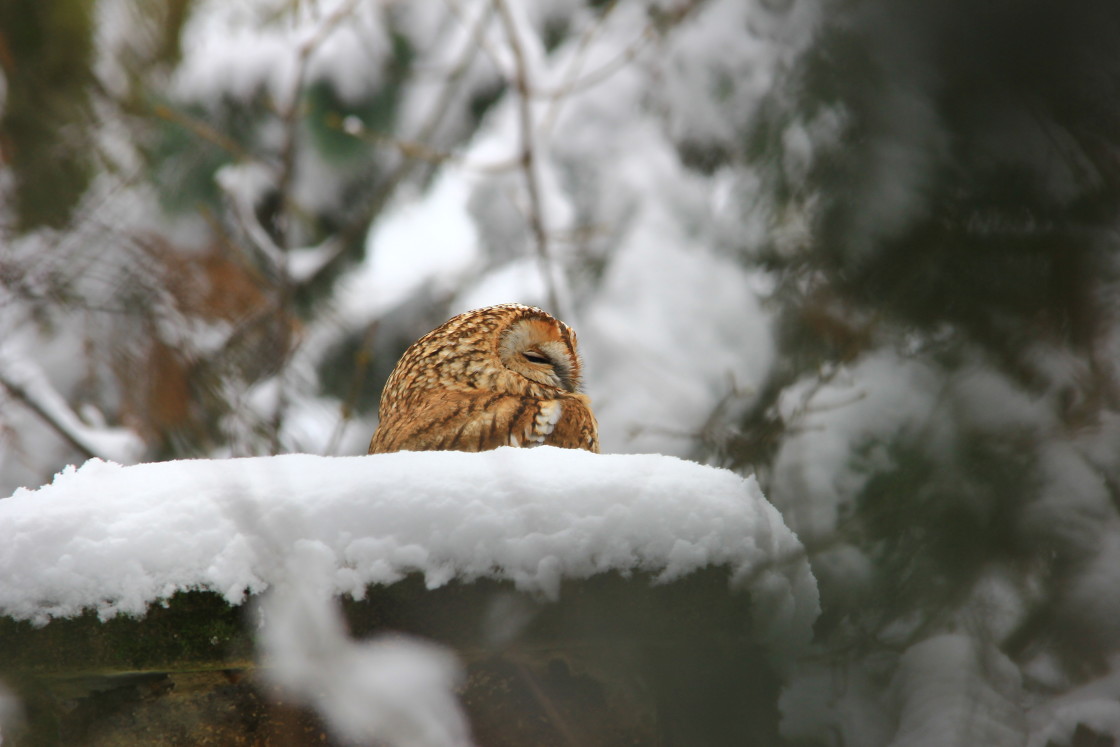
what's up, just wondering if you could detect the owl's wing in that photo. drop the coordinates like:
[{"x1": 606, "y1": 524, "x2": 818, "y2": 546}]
[
  {"x1": 538, "y1": 393, "x2": 599, "y2": 453},
  {"x1": 369, "y1": 391, "x2": 538, "y2": 453},
  {"x1": 369, "y1": 391, "x2": 599, "y2": 454}
]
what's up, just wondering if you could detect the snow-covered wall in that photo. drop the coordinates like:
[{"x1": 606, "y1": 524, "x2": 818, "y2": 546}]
[{"x1": 0, "y1": 448, "x2": 819, "y2": 660}]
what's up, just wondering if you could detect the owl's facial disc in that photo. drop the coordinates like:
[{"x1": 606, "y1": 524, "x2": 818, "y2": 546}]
[{"x1": 500, "y1": 319, "x2": 579, "y2": 391}]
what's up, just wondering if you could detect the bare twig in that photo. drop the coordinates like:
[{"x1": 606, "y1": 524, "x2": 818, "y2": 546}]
[
  {"x1": 493, "y1": 0, "x2": 564, "y2": 316},
  {"x1": 325, "y1": 112, "x2": 522, "y2": 174},
  {"x1": 151, "y1": 104, "x2": 253, "y2": 161}
]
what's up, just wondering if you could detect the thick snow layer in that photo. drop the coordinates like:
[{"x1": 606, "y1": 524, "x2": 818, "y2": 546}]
[{"x1": 0, "y1": 448, "x2": 818, "y2": 658}]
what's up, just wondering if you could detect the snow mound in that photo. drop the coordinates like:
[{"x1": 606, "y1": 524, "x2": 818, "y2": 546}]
[{"x1": 0, "y1": 448, "x2": 818, "y2": 655}]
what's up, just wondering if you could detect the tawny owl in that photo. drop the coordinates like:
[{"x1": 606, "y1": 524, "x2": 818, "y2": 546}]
[{"x1": 368, "y1": 303, "x2": 599, "y2": 454}]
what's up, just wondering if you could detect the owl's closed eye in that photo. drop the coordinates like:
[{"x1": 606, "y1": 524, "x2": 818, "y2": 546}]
[{"x1": 368, "y1": 303, "x2": 599, "y2": 454}]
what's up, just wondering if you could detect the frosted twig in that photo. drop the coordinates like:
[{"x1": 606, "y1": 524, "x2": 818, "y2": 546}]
[
  {"x1": 216, "y1": 165, "x2": 287, "y2": 271},
  {"x1": 493, "y1": 0, "x2": 563, "y2": 316},
  {"x1": 0, "y1": 359, "x2": 140, "y2": 463},
  {"x1": 0, "y1": 372, "x2": 98, "y2": 461}
]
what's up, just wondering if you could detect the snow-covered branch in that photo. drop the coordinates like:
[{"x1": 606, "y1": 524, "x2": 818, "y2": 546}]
[{"x1": 0, "y1": 356, "x2": 143, "y2": 466}]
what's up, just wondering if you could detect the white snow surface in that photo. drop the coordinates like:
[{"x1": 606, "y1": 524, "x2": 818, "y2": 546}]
[{"x1": 0, "y1": 448, "x2": 818, "y2": 658}]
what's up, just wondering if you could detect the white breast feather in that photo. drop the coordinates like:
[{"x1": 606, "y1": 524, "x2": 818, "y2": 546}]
[{"x1": 527, "y1": 400, "x2": 563, "y2": 445}]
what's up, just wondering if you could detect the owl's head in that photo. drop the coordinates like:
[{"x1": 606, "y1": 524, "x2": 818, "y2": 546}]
[
  {"x1": 378, "y1": 303, "x2": 586, "y2": 405},
  {"x1": 495, "y1": 305, "x2": 582, "y2": 392}
]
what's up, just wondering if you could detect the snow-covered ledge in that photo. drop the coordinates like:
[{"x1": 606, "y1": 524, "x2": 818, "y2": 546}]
[{"x1": 0, "y1": 448, "x2": 819, "y2": 744}]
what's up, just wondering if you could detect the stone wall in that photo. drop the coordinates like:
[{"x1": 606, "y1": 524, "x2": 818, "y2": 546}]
[{"x1": 0, "y1": 568, "x2": 785, "y2": 746}]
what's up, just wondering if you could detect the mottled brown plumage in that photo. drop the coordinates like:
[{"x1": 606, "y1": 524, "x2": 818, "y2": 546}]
[{"x1": 368, "y1": 303, "x2": 599, "y2": 454}]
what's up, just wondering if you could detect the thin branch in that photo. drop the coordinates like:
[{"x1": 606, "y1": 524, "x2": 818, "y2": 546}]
[
  {"x1": 493, "y1": 0, "x2": 563, "y2": 315},
  {"x1": 325, "y1": 112, "x2": 521, "y2": 174},
  {"x1": 151, "y1": 104, "x2": 252, "y2": 161}
]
